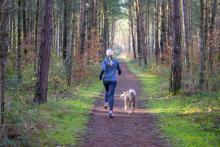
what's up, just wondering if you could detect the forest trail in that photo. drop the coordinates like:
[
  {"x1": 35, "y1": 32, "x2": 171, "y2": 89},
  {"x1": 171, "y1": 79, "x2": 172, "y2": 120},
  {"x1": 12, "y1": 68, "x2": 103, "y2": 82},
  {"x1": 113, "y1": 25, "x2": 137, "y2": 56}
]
[{"x1": 81, "y1": 63, "x2": 169, "y2": 147}]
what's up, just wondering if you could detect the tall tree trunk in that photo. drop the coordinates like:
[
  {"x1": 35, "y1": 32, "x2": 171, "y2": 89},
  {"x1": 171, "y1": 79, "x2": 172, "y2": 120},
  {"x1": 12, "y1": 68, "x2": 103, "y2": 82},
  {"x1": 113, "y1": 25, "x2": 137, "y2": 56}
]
[
  {"x1": 68, "y1": 2, "x2": 77, "y2": 86},
  {"x1": 146, "y1": 0, "x2": 150, "y2": 56},
  {"x1": 167, "y1": 0, "x2": 172, "y2": 39},
  {"x1": 218, "y1": 30, "x2": 220, "y2": 61},
  {"x1": 181, "y1": 0, "x2": 190, "y2": 69},
  {"x1": 128, "y1": 4, "x2": 137, "y2": 59},
  {"x1": 110, "y1": 17, "x2": 116, "y2": 48},
  {"x1": 34, "y1": 0, "x2": 53, "y2": 103},
  {"x1": 22, "y1": 0, "x2": 27, "y2": 39},
  {"x1": 199, "y1": 0, "x2": 206, "y2": 88},
  {"x1": 160, "y1": 0, "x2": 166, "y2": 61},
  {"x1": 22, "y1": 0, "x2": 28, "y2": 56},
  {"x1": 9, "y1": 10, "x2": 13, "y2": 50},
  {"x1": 155, "y1": 0, "x2": 160, "y2": 62},
  {"x1": 204, "y1": 0, "x2": 210, "y2": 57},
  {"x1": 87, "y1": 0, "x2": 95, "y2": 61},
  {"x1": 34, "y1": 0, "x2": 40, "y2": 73},
  {"x1": 0, "y1": 0, "x2": 9, "y2": 126},
  {"x1": 97, "y1": 0, "x2": 101, "y2": 38},
  {"x1": 128, "y1": 24, "x2": 131, "y2": 53},
  {"x1": 135, "y1": 0, "x2": 144, "y2": 66},
  {"x1": 208, "y1": 0, "x2": 218, "y2": 74},
  {"x1": 168, "y1": 0, "x2": 174, "y2": 63},
  {"x1": 151, "y1": 10, "x2": 155, "y2": 56},
  {"x1": 63, "y1": 0, "x2": 68, "y2": 64},
  {"x1": 12, "y1": 5, "x2": 17, "y2": 71},
  {"x1": 170, "y1": 0, "x2": 182, "y2": 94},
  {"x1": 79, "y1": 0, "x2": 86, "y2": 56},
  {"x1": 93, "y1": 0, "x2": 98, "y2": 36},
  {"x1": 59, "y1": 16, "x2": 63, "y2": 55},
  {"x1": 103, "y1": 0, "x2": 109, "y2": 56},
  {"x1": 17, "y1": 0, "x2": 22, "y2": 83},
  {"x1": 140, "y1": 1, "x2": 147, "y2": 66}
]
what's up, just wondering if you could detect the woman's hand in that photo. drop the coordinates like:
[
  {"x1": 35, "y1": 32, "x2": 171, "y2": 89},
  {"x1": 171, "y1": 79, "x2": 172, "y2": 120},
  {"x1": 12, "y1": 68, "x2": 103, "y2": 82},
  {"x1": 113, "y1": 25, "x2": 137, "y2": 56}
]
[
  {"x1": 99, "y1": 70, "x2": 104, "y2": 80},
  {"x1": 99, "y1": 75, "x2": 102, "y2": 80}
]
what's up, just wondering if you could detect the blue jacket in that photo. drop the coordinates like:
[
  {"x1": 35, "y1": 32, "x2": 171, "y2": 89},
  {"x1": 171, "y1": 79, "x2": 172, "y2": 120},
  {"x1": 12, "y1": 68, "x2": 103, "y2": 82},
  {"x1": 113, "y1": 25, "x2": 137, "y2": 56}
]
[{"x1": 99, "y1": 57, "x2": 122, "y2": 81}]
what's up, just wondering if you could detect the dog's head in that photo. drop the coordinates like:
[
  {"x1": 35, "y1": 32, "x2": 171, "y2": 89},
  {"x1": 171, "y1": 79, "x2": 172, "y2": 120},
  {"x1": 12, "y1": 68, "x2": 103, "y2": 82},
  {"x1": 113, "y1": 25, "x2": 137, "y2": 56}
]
[
  {"x1": 120, "y1": 89, "x2": 136, "y2": 98},
  {"x1": 129, "y1": 89, "x2": 136, "y2": 96}
]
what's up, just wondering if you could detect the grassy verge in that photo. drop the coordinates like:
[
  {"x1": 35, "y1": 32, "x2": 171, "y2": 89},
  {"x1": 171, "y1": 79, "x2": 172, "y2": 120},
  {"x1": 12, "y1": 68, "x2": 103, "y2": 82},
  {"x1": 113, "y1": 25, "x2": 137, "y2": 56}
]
[
  {"x1": 4, "y1": 78, "x2": 102, "y2": 146},
  {"x1": 127, "y1": 60, "x2": 220, "y2": 147},
  {"x1": 39, "y1": 79, "x2": 103, "y2": 146},
  {"x1": 3, "y1": 55, "x2": 103, "y2": 146}
]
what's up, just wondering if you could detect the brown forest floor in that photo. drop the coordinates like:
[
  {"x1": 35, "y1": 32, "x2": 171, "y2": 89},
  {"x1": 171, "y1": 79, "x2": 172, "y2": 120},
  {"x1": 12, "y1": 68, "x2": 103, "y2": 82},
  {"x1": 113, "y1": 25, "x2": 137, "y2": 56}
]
[{"x1": 81, "y1": 63, "x2": 169, "y2": 147}]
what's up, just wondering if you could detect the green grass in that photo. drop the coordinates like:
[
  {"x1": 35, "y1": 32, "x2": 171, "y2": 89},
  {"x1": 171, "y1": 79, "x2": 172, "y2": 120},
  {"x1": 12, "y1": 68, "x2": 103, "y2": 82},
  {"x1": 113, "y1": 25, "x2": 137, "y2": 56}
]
[
  {"x1": 38, "y1": 80, "x2": 103, "y2": 146},
  {"x1": 127, "y1": 60, "x2": 220, "y2": 147},
  {"x1": 3, "y1": 79, "x2": 103, "y2": 146},
  {"x1": 4, "y1": 77, "x2": 102, "y2": 146},
  {"x1": 4, "y1": 53, "x2": 103, "y2": 146}
]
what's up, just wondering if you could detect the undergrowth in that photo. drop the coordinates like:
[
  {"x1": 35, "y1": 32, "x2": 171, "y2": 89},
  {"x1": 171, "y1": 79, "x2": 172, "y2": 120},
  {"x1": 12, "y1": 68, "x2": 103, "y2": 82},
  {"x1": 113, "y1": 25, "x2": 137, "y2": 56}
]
[
  {"x1": 127, "y1": 60, "x2": 220, "y2": 147},
  {"x1": 2, "y1": 53, "x2": 103, "y2": 146}
]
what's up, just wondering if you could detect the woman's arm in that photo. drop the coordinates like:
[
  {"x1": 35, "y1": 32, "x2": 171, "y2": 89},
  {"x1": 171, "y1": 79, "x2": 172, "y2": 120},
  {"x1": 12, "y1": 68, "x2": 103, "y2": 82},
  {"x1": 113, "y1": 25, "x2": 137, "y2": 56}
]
[
  {"x1": 117, "y1": 62, "x2": 122, "y2": 75},
  {"x1": 100, "y1": 61, "x2": 106, "y2": 80},
  {"x1": 99, "y1": 70, "x2": 104, "y2": 80}
]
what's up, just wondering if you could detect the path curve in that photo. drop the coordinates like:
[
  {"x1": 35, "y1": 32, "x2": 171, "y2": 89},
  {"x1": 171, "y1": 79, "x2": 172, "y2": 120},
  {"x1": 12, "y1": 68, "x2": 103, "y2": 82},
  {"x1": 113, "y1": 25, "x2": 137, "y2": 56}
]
[{"x1": 81, "y1": 63, "x2": 169, "y2": 147}]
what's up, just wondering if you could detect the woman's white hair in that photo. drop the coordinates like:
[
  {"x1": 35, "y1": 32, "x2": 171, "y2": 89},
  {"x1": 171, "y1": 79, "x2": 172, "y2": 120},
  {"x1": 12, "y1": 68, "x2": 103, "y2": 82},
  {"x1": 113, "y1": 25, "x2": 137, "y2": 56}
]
[{"x1": 106, "y1": 48, "x2": 114, "y2": 56}]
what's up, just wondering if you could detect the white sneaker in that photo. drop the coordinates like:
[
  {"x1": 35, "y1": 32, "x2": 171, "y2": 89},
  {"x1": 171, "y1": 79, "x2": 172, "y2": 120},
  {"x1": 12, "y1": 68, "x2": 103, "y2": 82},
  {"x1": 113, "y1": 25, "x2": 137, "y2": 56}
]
[
  {"x1": 104, "y1": 102, "x2": 108, "y2": 109},
  {"x1": 108, "y1": 111, "x2": 114, "y2": 118}
]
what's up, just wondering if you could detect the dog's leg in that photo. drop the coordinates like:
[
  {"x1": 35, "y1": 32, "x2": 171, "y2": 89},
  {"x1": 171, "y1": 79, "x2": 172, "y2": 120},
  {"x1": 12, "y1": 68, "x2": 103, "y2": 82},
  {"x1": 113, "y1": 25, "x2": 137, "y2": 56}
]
[
  {"x1": 124, "y1": 97, "x2": 127, "y2": 111},
  {"x1": 128, "y1": 102, "x2": 132, "y2": 114},
  {"x1": 131, "y1": 101, "x2": 135, "y2": 114}
]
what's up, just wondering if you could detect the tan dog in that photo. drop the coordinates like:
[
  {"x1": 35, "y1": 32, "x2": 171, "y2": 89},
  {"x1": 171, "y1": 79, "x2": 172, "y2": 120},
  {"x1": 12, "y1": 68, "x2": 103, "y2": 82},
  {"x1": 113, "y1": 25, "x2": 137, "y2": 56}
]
[{"x1": 120, "y1": 89, "x2": 136, "y2": 114}]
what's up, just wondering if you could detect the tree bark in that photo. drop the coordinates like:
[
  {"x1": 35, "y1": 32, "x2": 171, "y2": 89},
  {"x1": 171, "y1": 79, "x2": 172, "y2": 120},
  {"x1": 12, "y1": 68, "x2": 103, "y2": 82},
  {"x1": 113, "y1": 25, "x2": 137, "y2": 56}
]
[
  {"x1": 204, "y1": 0, "x2": 210, "y2": 57},
  {"x1": 0, "y1": 0, "x2": 9, "y2": 126},
  {"x1": 169, "y1": 0, "x2": 182, "y2": 94},
  {"x1": 155, "y1": 0, "x2": 160, "y2": 62},
  {"x1": 181, "y1": 0, "x2": 190, "y2": 69},
  {"x1": 110, "y1": 17, "x2": 116, "y2": 48},
  {"x1": 22, "y1": 0, "x2": 27, "y2": 39},
  {"x1": 146, "y1": 0, "x2": 150, "y2": 56},
  {"x1": 93, "y1": 0, "x2": 98, "y2": 36},
  {"x1": 87, "y1": 0, "x2": 95, "y2": 62},
  {"x1": 79, "y1": 0, "x2": 86, "y2": 56},
  {"x1": 22, "y1": 0, "x2": 28, "y2": 55},
  {"x1": 208, "y1": 0, "x2": 218, "y2": 74},
  {"x1": 160, "y1": 0, "x2": 166, "y2": 61},
  {"x1": 103, "y1": 0, "x2": 109, "y2": 55},
  {"x1": 68, "y1": 2, "x2": 77, "y2": 86},
  {"x1": 63, "y1": 0, "x2": 68, "y2": 63},
  {"x1": 218, "y1": 30, "x2": 220, "y2": 61},
  {"x1": 140, "y1": 1, "x2": 147, "y2": 66},
  {"x1": 128, "y1": 23, "x2": 131, "y2": 53},
  {"x1": 17, "y1": 0, "x2": 22, "y2": 83},
  {"x1": 11, "y1": 3, "x2": 17, "y2": 71},
  {"x1": 34, "y1": 0, "x2": 53, "y2": 103},
  {"x1": 34, "y1": 0, "x2": 40, "y2": 73},
  {"x1": 128, "y1": 4, "x2": 137, "y2": 59},
  {"x1": 134, "y1": 0, "x2": 144, "y2": 66},
  {"x1": 199, "y1": 0, "x2": 206, "y2": 88}
]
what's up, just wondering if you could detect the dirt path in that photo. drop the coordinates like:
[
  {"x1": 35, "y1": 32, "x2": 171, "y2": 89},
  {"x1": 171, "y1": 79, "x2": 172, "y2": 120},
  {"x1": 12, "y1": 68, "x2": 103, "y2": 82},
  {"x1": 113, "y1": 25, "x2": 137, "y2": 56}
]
[{"x1": 81, "y1": 63, "x2": 169, "y2": 147}]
